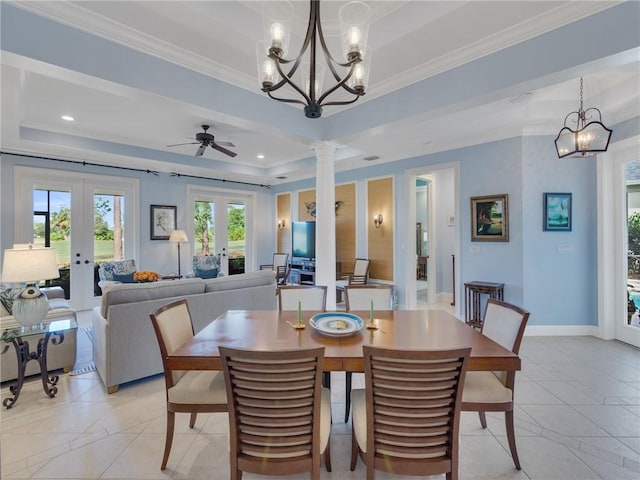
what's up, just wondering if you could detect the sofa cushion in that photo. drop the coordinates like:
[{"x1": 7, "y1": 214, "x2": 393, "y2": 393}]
[
  {"x1": 204, "y1": 270, "x2": 275, "y2": 293},
  {"x1": 113, "y1": 272, "x2": 136, "y2": 283},
  {"x1": 101, "y1": 278, "x2": 206, "y2": 318}
]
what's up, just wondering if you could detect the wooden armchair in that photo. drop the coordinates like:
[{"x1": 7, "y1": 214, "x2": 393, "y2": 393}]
[
  {"x1": 220, "y1": 346, "x2": 332, "y2": 479},
  {"x1": 261, "y1": 252, "x2": 290, "y2": 284},
  {"x1": 336, "y1": 258, "x2": 370, "y2": 303},
  {"x1": 149, "y1": 300, "x2": 228, "y2": 470},
  {"x1": 350, "y1": 345, "x2": 471, "y2": 479}
]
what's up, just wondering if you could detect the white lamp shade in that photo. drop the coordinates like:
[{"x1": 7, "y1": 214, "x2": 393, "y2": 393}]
[
  {"x1": 2, "y1": 245, "x2": 60, "y2": 283},
  {"x1": 169, "y1": 230, "x2": 189, "y2": 243}
]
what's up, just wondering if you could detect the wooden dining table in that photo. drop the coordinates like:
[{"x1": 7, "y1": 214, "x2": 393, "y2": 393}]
[{"x1": 166, "y1": 309, "x2": 520, "y2": 373}]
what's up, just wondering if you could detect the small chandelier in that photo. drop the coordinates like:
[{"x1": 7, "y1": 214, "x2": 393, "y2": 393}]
[
  {"x1": 555, "y1": 77, "x2": 612, "y2": 158},
  {"x1": 257, "y1": 0, "x2": 371, "y2": 119}
]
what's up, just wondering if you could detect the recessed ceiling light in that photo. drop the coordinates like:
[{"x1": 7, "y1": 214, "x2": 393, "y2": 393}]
[
  {"x1": 276, "y1": 176, "x2": 287, "y2": 180},
  {"x1": 257, "y1": 154, "x2": 265, "y2": 159},
  {"x1": 363, "y1": 155, "x2": 379, "y2": 161},
  {"x1": 61, "y1": 115, "x2": 75, "y2": 122}
]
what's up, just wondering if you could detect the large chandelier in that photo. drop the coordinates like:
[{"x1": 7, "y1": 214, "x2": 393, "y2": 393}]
[
  {"x1": 257, "y1": 0, "x2": 371, "y2": 119},
  {"x1": 555, "y1": 77, "x2": 612, "y2": 158}
]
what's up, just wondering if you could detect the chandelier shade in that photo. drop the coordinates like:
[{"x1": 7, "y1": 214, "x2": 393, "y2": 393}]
[
  {"x1": 555, "y1": 78, "x2": 612, "y2": 158},
  {"x1": 257, "y1": 0, "x2": 372, "y2": 119}
]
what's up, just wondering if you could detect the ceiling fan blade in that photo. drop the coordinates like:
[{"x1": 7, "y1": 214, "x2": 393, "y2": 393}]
[
  {"x1": 216, "y1": 141, "x2": 235, "y2": 148},
  {"x1": 166, "y1": 141, "x2": 199, "y2": 147},
  {"x1": 195, "y1": 144, "x2": 206, "y2": 156},
  {"x1": 211, "y1": 143, "x2": 237, "y2": 157}
]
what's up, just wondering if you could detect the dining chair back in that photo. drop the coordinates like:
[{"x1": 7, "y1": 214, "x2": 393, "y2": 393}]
[
  {"x1": 149, "y1": 299, "x2": 228, "y2": 470},
  {"x1": 461, "y1": 299, "x2": 530, "y2": 470},
  {"x1": 342, "y1": 284, "x2": 395, "y2": 421},
  {"x1": 261, "y1": 252, "x2": 290, "y2": 284},
  {"x1": 220, "y1": 346, "x2": 332, "y2": 479},
  {"x1": 350, "y1": 345, "x2": 471, "y2": 480},
  {"x1": 344, "y1": 285, "x2": 394, "y2": 311},
  {"x1": 278, "y1": 285, "x2": 328, "y2": 311}
]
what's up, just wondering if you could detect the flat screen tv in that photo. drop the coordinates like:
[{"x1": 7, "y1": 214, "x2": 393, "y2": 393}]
[{"x1": 291, "y1": 221, "x2": 316, "y2": 261}]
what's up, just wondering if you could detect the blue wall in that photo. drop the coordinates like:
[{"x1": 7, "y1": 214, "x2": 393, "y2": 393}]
[{"x1": 4, "y1": 124, "x2": 637, "y2": 327}]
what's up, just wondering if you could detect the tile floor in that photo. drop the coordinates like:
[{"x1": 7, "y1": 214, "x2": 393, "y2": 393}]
[{"x1": 1, "y1": 308, "x2": 639, "y2": 479}]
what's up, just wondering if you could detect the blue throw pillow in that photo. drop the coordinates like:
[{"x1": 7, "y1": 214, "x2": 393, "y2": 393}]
[
  {"x1": 113, "y1": 273, "x2": 136, "y2": 283},
  {"x1": 194, "y1": 267, "x2": 218, "y2": 279}
]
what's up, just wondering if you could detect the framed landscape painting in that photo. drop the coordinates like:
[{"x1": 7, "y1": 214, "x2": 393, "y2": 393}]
[
  {"x1": 544, "y1": 193, "x2": 572, "y2": 231},
  {"x1": 150, "y1": 205, "x2": 176, "y2": 240},
  {"x1": 471, "y1": 194, "x2": 509, "y2": 242}
]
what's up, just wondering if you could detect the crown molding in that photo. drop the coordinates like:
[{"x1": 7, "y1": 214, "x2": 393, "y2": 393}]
[
  {"x1": 370, "y1": 1, "x2": 621, "y2": 98},
  {"x1": 12, "y1": 1, "x2": 258, "y2": 92},
  {"x1": 13, "y1": 1, "x2": 621, "y2": 103}
]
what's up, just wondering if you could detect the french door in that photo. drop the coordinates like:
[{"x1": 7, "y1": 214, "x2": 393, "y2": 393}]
[
  {"x1": 188, "y1": 186, "x2": 255, "y2": 275},
  {"x1": 14, "y1": 167, "x2": 138, "y2": 310}
]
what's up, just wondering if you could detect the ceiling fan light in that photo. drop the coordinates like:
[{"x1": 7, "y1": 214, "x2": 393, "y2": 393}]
[{"x1": 339, "y1": 1, "x2": 371, "y2": 60}]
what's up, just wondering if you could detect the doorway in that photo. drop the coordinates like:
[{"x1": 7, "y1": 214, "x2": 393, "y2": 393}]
[
  {"x1": 188, "y1": 186, "x2": 256, "y2": 275},
  {"x1": 598, "y1": 135, "x2": 640, "y2": 347},
  {"x1": 405, "y1": 163, "x2": 459, "y2": 311},
  {"x1": 14, "y1": 167, "x2": 138, "y2": 310}
]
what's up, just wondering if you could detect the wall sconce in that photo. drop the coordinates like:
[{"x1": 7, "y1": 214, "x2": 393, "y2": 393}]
[
  {"x1": 277, "y1": 219, "x2": 286, "y2": 230},
  {"x1": 373, "y1": 214, "x2": 383, "y2": 229}
]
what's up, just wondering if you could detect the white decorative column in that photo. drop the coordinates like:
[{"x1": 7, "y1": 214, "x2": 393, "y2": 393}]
[{"x1": 314, "y1": 142, "x2": 337, "y2": 309}]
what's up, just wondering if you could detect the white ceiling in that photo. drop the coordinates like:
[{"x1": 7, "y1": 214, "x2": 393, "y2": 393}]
[{"x1": 1, "y1": 1, "x2": 638, "y2": 186}]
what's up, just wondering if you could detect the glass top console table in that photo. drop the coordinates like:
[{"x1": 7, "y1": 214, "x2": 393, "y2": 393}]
[{"x1": 1, "y1": 316, "x2": 77, "y2": 409}]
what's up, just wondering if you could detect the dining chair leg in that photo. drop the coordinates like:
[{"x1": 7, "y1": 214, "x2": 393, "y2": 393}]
[
  {"x1": 478, "y1": 411, "x2": 487, "y2": 428},
  {"x1": 324, "y1": 438, "x2": 332, "y2": 472},
  {"x1": 350, "y1": 424, "x2": 358, "y2": 470},
  {"x1": 323, "y1": 371, "x2": 331, "y2": 388},
  {"x1": 161, "y1": 411, "x2": 175, "y2": 470},
  {"x1": 344, "y1": 371, "x2": 353, "y2": 422},
  {"x1": 189, "y1": 412, "x2": 197, "y2": 428},
  {"x1": 505, "y1": 410, "x2": 521, "y2": 470}
]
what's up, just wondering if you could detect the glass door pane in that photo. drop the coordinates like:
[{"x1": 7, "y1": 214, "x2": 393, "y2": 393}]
[
  {"x1": 227, "y1": 201, "x2": 246, "y2": 275},
  {"x1": 626, "y1": 161, "x2": 640, "y2": 331}
]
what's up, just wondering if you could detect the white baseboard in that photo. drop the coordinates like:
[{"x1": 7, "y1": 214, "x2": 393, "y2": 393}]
[
  {"x1": 436, "y1": 292, "x2": 453, "y2": 305},
  {"x1": 524, "y1": 325, "x2": 599, "y2": 336}
]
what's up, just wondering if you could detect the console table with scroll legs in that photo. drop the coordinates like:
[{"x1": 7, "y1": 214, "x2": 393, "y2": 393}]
[
  {"x1": 1, "y1": 316, "x2": 77, "y2": 408},
  {"x1": 464, "y1": 281, "x2": 504, "y2": 329}
]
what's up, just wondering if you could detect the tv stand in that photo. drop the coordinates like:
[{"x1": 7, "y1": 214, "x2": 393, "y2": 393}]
[{"x1": 289, "y1": 260, "x2": 315, "y2": 285}]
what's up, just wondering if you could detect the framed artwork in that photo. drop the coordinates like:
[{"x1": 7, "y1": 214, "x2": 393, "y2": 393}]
[
  {"x1": 471, "y1": 194, "x2": 509, "y2": 242},
  {"x1": 544, "y1": 193, "x2": 572, "y2": 231},
  {"x1": 150, "y1": 205, "x2": 176, "y2": 240}
]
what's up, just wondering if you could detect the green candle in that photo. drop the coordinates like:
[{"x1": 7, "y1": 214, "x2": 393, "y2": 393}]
[
  {"x1": 298, "y1": 300, "x2": 302, "y2": 321},
  {"x1": 370, "y1": 300, "x2": 374, "y2": 321}
]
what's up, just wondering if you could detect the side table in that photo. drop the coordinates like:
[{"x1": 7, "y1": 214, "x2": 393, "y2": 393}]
[
  {"x1": 1, "y1": 316, "x2": 77, "y2": 408},
  {"x1": 464, "y1": 281, "x2": 504, "y2": 329}
]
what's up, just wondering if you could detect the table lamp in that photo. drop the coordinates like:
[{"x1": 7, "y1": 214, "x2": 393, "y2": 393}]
[
  {"x1": 169, "y1": 229, "x2": 189, "y2": 277},
  {"x1": 1, "y1": 244, "x2": 60, "y2": 327}
]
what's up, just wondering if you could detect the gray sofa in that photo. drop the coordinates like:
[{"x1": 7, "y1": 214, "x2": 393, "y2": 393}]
[
  {"x1": 91, "y1": 270, "x2": 277, "y2": 393},
  {"x1": 1, "y1": 287, "x2": 77, "y2": 383}
]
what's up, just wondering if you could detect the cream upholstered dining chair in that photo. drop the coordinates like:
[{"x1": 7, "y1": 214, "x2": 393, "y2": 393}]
[
  {"x1": 260, "y1": 252, "x2": 290, "y2": 284},
  {"x1": 220, "y1": 346, "x2": 332, "y2": 480},
  {"x1": 278, "y1": 285, "x2": 328, "y2": 311},
  {"x1": 149, "y1": 299, "x2": 228, "y2": 470},
  {"x1": 461, "y1": 299, "x2": 530, "y2": 470},
  {"x1": 350, "y1": 345, "x2": 471, "y2": 480},
  {"x1": 343, "y1": 284, "x2": 394, "y2": 422}
]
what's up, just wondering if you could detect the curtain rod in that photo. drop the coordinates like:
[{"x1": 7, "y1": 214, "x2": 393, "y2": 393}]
[{"x1": 0, "y1": 151, "x2": 272, "y2": 189}]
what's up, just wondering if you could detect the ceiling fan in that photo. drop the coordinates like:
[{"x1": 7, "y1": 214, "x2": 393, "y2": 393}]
[{"x1": 167, "y1": 125, "x2": 237, "y2": 157}]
